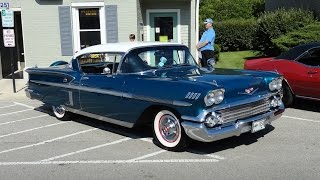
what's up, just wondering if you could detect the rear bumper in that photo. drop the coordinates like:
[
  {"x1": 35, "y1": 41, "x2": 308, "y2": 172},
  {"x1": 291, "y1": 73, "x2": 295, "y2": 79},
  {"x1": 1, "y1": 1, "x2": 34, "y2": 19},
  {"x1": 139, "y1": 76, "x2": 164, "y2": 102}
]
[
  {"x1": 181, "y1": 109, "x2": 284, "y2": 142},
  {"x1": 25, "y1": 88, "x2": 43, "y2": 100}
]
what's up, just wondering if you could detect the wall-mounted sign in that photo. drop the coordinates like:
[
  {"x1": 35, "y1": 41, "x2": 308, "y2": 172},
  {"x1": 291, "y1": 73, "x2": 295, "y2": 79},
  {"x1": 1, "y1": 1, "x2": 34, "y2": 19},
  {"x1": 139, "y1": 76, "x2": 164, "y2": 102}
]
[
  {"x1": 1, "y1": 9, "x2": 14, "y2": 27},
  {"x1": 0, "y1": 2, "x2": 9, "y2": 9},
  {"x1": 3, "y1": 29, "x2": 15, "y2": 47}
]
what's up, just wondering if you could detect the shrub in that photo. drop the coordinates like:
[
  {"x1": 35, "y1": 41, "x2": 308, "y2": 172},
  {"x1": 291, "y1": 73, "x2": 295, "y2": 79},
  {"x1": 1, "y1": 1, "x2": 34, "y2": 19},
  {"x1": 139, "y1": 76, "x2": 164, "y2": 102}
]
[
  {"x1": 272, "y1": 22, "x2": 320, "y2": 52},
  {"x1": 214, "y1": 44, "x2": 221, "y2": 62},
  {"x1": 200, "y1": 0, "x2": 265, "y2": 22},
  {"x1": 254, "y1": 8, "x2": 314, "y2": 56},
  {"x1": 214, "y1": 19, "x2": 257, "y2": 51}
]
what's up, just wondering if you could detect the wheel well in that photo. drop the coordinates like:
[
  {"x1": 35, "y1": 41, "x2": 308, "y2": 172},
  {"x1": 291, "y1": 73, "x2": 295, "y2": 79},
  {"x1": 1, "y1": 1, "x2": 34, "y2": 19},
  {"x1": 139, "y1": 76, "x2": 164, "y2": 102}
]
[
  {"x1": 134, "y1": 105, "x2": 181, "y2": 128},
  {"x1": 283, "y1": 79, "x2": 294, "y2": 95}
]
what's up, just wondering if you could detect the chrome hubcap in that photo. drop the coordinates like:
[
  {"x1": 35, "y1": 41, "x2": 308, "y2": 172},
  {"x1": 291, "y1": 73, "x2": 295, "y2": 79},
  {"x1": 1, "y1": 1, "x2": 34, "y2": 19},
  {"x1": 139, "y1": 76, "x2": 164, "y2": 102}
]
[
  {"x1": 54, "y1": 106, "x2": 65, "y2": 115},
  {"x1": 159, "y1": 114, "x2": 180, "y2": 143}
]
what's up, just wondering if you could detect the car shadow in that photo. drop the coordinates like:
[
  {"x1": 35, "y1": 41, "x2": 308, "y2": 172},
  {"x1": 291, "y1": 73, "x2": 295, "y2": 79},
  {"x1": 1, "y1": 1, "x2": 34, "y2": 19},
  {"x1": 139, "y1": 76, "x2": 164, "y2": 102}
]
[
  {"x1": 34, "y1": 104, "x2": 275, "y2": 154},
  {"x1": 187, "y1": 125, "x2": 275, "y2": 154},
  {"x1": 34, "y1": 104, "x2": 153, "y2": 139},
  {"x1": 290, "y1": 98, "x2": 320, "y2": 113}
]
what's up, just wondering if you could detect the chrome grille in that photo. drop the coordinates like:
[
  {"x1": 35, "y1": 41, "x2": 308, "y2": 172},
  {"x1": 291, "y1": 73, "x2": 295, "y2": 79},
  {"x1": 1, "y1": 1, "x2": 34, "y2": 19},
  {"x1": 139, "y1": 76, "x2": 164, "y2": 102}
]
[{"x1": 217, "y1": 99, "x2": 270, "y2": 123}]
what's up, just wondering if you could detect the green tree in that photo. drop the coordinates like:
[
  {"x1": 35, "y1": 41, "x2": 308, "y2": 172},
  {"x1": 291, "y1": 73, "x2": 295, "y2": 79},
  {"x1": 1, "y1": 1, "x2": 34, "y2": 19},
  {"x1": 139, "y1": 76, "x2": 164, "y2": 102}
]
[{"x1": 200, "y1": 0, "x2": 265, "y2": 22}]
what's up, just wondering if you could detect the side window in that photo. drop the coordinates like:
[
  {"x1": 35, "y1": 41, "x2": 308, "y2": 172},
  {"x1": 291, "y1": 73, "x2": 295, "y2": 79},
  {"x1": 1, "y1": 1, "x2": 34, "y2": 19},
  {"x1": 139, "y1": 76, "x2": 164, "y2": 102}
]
[
  {"x1": 297, "y1": 48, "x2": 320, "y2": 66},
  {"x1": 78, "y1": 53, "x2": 123, "y2": 74},
  {"x1": 120, "y1": 54, "x2": 151, "y2": 73}
]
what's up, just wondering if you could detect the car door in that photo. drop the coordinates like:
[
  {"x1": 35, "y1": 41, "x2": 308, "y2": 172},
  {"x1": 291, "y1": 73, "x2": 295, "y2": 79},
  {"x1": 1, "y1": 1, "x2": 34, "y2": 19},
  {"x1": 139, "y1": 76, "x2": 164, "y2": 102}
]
[
  {"x1": 79, "y1": 74, "x2": 126, "y2": 118},
  {"x1": 295, "y1": 47, "x2": 320, "y2": 99},
  {"x1": 77, "y1": 52, "x2": 127, "y2": 120}
]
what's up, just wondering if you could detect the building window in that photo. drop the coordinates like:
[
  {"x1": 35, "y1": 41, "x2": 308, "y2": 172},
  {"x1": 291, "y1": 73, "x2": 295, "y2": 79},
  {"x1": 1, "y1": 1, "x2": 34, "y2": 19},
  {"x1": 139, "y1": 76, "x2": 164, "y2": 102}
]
[
  {"x1": 72, "y1": 2, "x2": 106, "y2": 52},
  {"x1": 79, "y1": 8, "x2": 101, "y2": 49}
]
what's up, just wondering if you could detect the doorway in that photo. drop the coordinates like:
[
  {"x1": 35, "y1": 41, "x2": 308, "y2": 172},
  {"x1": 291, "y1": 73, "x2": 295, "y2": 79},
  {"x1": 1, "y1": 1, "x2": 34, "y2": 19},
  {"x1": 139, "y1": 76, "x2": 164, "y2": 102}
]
[
  {"x1": 0, "y1": 10, "x2": 25, "y2": 79},
  {"x1": 147, "y1": 10, "x2": 180, "y2": 43}
]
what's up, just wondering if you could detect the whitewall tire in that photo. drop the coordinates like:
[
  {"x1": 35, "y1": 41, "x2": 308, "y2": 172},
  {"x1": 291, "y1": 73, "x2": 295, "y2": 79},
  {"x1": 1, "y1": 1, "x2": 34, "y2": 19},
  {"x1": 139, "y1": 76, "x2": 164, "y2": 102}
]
[
  {"x1": 52, "y1": 105, "x2": 71, "y2": 121},
  {"x1": 153, "y1": 110, "x2": 187, "y2": 151}
]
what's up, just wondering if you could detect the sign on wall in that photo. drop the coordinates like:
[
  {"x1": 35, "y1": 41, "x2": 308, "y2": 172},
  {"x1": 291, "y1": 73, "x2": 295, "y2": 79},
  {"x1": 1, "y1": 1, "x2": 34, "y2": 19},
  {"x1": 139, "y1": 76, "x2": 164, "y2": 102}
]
[
  {"x1": 1, "y1": 9, "x2": 14, "y2": 27},
  {"x1": 3, "y1": 29, "x2": 15, "y2": 47},
  {"x1": 0, "y1": 2, "x2": 9, "y2": 9}
]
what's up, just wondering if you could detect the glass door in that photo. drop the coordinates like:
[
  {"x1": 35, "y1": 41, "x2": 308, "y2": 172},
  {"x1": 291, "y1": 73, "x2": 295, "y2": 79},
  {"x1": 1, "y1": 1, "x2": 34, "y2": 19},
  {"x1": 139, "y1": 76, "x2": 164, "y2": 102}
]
[{"x1": 150, "y1": 12, "x2": 178, "y2": 43}]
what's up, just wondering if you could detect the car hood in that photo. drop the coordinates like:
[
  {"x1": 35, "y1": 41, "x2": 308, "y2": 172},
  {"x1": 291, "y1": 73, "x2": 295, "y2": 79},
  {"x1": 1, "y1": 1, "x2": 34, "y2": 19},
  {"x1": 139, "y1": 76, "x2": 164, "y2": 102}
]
[{"x1": 149, "y1": 67, "x2": 275, "y2": 101}]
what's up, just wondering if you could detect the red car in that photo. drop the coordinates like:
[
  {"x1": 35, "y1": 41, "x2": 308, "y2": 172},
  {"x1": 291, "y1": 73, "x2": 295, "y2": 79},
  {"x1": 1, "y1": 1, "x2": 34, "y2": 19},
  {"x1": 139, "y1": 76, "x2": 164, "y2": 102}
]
[{"x1": 244, "y1": 42, "x2": 320, "y2": 107}]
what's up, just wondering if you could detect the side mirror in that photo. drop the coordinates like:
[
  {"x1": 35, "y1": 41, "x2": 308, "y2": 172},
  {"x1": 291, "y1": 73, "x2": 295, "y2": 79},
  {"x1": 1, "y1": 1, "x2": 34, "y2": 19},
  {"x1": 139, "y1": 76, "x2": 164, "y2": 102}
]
[{"x1": 102, "y1": 67, "x2": 111, "y2": 74}]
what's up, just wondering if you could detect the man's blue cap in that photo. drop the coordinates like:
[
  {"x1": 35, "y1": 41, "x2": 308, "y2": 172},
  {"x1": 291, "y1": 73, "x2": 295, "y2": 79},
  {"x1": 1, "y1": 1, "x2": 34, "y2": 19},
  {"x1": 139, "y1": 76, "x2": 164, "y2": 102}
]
[{"x1": 204, "y1": 18, "x2": 213, "y2": 24}]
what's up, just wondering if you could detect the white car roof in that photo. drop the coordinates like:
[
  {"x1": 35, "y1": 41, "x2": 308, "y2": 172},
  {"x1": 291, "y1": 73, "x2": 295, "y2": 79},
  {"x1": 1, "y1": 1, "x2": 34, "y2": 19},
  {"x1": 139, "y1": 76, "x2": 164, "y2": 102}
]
[{"x1": 73, "y1": 42, "x2": 185, "y2": 58}]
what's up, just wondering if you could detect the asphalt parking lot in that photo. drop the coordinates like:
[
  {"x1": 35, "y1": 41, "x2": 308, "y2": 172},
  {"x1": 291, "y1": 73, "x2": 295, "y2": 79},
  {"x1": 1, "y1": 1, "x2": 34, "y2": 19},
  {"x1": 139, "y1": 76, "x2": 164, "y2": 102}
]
[{"x1": 0, "y1": 98, "x2": 319, "y2": 180}]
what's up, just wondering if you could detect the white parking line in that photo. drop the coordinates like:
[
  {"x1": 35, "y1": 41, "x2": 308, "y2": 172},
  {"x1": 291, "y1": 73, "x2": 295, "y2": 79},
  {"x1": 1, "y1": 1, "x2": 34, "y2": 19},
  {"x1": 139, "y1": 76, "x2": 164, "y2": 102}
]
[
  {"x1": 0, "y1": 159, "x2": 220, "y2": 166},
  {"x1": 41, "y1": 137, "x2": 131, "y2": 161},
  {"x1": 206, "y1": 154, "x2": 225, "y2": 160},
  {"x1": 0, "y1": 109, "x2": 33, "y2": 116},
  {"x1": 0, "y1": 128, "x2": 98, "y2": 155},
  {"x1": 0, "y1": 104, "x2": 16, "y2": 109},
  {"x1": 0, "y1": 122, "x2": 69, "y2": 138},
  {"x1": 14, "y1": 102, "x2": 35, "y2": 109},
  {"x1": 0, "y1": 115, "x2": 49, "y2": 126},
  {"x1": 127, "y1": 150, "x2": 166, "y2": 162},
  {"x1": 283, "y1": 115, "x2": 320, "y2": 123},
  {"x1": 139, "y1": 138, "x2": 153, "y2": 143}
]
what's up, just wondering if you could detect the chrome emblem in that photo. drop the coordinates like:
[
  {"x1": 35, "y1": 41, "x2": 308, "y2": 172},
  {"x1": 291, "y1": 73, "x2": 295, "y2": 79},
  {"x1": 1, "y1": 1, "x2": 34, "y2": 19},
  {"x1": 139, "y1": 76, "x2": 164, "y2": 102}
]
[
  {"x1": 238, "y1": 87, "x2": 258, "y2": 95},
  {"x1": 245, "y1": 87, "x2": 254, "y2": 94}
]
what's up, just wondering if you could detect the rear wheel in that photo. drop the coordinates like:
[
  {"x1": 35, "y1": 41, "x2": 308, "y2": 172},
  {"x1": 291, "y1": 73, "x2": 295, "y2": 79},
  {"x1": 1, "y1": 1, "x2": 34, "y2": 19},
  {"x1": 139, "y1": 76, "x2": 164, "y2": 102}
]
[
  {"x1": 282, "y1": 82, "x2": 294, "y2": 107},
  {"x1": 153, "y1": 110, "x2": 188, "y2": 151},
  {"x1": 52, "y1": 105, "x2": 72, "y2": 121}
]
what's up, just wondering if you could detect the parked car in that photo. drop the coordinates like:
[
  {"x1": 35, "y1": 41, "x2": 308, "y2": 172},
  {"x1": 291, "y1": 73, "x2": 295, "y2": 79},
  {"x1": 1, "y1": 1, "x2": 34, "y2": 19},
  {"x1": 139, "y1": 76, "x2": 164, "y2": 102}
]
[
  {"x1": 244, "y1": 42, "x2": 320, "y2": 107},
  {"x1": 25, "y1": 42, "x2": 284, "y2": 151}
]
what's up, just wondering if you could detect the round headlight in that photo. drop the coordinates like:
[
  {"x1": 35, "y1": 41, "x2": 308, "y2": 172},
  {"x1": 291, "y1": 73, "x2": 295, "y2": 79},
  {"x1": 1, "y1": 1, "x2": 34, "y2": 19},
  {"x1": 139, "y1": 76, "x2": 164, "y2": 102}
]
[
  {"x1": 269, "y1": 80, "x2": 277, "y2": 91},
  {"x1": 269, "y1": 77, "x2": 283, "y2": 91},
  {"x1": 204, "y1": 89, "x2": 225, "y2": 106},
  {"x1": 276, "y1": 78, "x2": 283, "y2": 90}
]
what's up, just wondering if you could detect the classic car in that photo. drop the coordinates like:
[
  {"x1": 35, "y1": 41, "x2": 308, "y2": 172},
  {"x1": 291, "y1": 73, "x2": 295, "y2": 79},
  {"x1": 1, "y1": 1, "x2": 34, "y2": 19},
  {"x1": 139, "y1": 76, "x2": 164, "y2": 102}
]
[
  {"x1": 244, "y1": 42, "x2": 320, "y2": 107},
  {"x1": 25, "y1": 42, "x2": 284, "y2": 151}
]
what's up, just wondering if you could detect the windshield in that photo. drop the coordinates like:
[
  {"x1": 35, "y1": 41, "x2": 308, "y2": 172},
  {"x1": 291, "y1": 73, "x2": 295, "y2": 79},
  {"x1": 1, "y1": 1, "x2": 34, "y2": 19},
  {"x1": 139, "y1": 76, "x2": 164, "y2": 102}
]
[{"x1": 120, "y1": 46, "x2": 198, "y2": 73}]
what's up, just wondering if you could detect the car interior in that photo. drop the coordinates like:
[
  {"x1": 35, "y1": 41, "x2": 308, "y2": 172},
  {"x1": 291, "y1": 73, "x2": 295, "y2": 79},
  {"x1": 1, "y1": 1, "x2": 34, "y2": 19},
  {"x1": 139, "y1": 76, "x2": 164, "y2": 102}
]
[
  {"x1": 78, "y1": 53, "x2": 122, "y2": 74},
  {"x1": 297, "y1": 48, "x2": 320, "y2": 66}
]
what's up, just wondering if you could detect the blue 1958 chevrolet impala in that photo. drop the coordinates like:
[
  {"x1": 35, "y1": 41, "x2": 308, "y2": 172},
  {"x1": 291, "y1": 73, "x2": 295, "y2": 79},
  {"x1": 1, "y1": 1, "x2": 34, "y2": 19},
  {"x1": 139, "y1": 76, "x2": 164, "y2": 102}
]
[{"x1": 25, "y1": 42, "x2": 284, "y2": 151}]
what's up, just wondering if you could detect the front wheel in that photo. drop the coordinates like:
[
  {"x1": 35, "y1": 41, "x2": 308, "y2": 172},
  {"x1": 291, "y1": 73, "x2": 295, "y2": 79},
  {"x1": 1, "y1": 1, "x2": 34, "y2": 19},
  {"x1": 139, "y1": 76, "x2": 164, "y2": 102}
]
[
  {"x1": 52, "y1": 105, "x2": 72, "y2": 121},
  {"x1": 282, "y1": 82, "x2": 294, "y2": 107},
  {"x1": 153, "y1": 110, "x2": 188, "y2": 151}
]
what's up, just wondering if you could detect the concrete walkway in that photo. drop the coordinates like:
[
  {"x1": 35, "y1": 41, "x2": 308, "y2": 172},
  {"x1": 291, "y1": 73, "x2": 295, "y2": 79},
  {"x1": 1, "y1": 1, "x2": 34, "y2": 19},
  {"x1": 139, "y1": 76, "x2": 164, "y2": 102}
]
[{"x1": 0, "y1": 79, "x2": 28, "y2": 100}]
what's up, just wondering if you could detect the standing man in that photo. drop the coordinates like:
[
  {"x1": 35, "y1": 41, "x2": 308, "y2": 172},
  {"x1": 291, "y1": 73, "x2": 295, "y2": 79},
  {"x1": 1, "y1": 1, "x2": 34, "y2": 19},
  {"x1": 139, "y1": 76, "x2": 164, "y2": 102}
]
[{"x1": 196, "y1": 18, "x2": 215, "y2": 67}]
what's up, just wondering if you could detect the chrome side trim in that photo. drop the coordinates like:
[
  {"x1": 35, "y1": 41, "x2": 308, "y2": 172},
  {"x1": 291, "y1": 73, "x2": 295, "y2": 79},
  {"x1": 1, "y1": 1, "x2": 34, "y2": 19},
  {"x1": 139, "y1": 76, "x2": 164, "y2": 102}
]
[
  {"x1": 66, "y1": 107, "x2": 134, "y2": 128},
  {"x1": 296, "y1": 95, "x2": 320, "y2": 101},
  {"x1": 173, "y1": 100, "x2": 192, "y2": 107},
  {"x1": 29, "y1": 80, "x2": 192, "y2": 107},
  {"x1": 68, "y1": 91, "x2": 74, "y2": 106}
]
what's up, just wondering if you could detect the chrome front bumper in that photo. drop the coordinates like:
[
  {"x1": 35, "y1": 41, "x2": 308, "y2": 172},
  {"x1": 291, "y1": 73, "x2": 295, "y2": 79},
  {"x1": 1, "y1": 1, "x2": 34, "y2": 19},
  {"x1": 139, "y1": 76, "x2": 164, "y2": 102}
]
[{"x1": 181, "y1": 109, "x2": 284, "y2": 142}]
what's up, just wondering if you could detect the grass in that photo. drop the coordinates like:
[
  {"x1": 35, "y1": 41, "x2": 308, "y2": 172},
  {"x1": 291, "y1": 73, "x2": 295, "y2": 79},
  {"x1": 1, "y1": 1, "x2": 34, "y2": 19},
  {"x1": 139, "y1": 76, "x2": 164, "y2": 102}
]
[{"x1": 215, "y1": 50, "x2": 260, "y2": 69}]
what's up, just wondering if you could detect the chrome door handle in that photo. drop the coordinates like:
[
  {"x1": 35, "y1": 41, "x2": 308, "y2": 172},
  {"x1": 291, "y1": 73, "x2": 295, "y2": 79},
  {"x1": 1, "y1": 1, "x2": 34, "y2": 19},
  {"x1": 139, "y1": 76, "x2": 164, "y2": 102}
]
[
  {"x1": 81, "y1": 77, "x2": 89, "y2": 80},
  {"x1": 63, "y1": 78, "x2": 68, "y2": 83}
]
